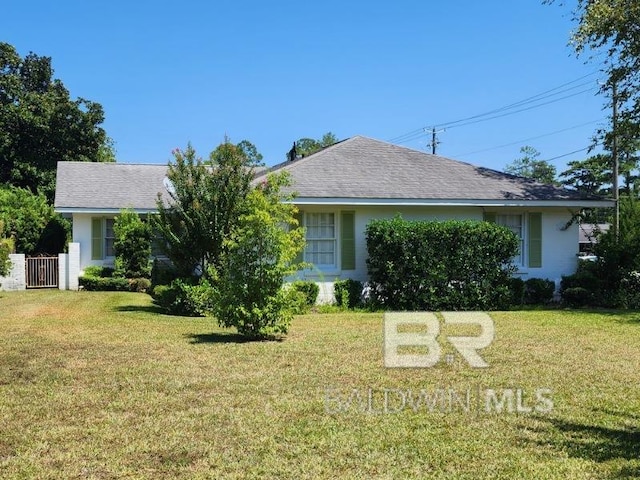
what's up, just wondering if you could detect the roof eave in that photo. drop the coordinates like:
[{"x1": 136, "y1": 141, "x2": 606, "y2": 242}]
[
  {"x1": 287, "y1": 197, "x2": 615, "y2": 208},
  {"x1": 54, "y1": 207, "x2": 160, "y2": 215}
]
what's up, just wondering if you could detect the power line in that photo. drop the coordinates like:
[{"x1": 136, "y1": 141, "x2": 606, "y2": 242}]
[
  {"x1": 542, "y1": 147, "x2": 593, "y2": 162},
  {"x1": 388, "y1": 71, "x2": 600, "y2": 144},
  {"x1": 452, "y1": 119, "x2": 604, "y2": 158}
]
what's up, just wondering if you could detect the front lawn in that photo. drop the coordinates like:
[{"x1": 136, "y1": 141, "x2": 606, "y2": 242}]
[{"x1": 0, "y1": 290, "x2": 639, "y2": 479}]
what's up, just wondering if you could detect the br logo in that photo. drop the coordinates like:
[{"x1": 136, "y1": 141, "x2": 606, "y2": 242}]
[{"x1": 384, "y1": 312, "x2": 494, "y2": 368}]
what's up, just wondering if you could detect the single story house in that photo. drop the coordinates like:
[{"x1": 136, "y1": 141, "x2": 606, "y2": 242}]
[{"x1": 54, "y1": 136, "x2": 613, "y2": 298}]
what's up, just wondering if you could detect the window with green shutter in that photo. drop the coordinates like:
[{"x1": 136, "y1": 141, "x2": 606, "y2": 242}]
[
  {"x1": 528, "y1": 212, "x2": 542, "y2": 268},
  {"x1": 340, "y1": 211, "x2": 356, "y2": 270},
  {"x1": 91, "y1": 218, "x2": 103, "y2": 260}
]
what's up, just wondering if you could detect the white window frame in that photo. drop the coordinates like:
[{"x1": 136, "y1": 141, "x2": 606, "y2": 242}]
[
  {"x1": 104, "y1": 218, "x2": 115, "y2": 259},
  {"x1": 303, "y1": 212, "x2": 337, "y2": 269},
  {"x1": 496, "y1": 213, "x2": 525, "y2": 267}
]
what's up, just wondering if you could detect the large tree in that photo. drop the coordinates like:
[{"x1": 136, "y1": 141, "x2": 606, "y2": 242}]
[
  {"x1": 286, "y1": 132, "x2": 338, "y2": 160},
  {"x1": 0, "y1": 42, "x2": 114, "y2": 201},
  {"x1": 504, "y1": 146, "x2": 557, "y2": 184},
  {"x1": 153, "y1": 140, "x2": 261, "y2": 278},
  {"x1": 547, "y1": 1, "x2": 640, "y2": 154}
]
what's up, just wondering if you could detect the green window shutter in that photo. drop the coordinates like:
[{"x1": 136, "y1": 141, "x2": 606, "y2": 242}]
[
  {"x1": 293, "y1": 210, "x2": 304, "y2": 264},
  {"x1": 91, "y1": 218, "x2": 104, "y2": 260},
  {"x1": 483, "y1": 212, "x2": 496, "y2": 223},
  {"x1": 340, "y1": 211, "x2": 356, "y2": 270},
  {"x1": 528, "y1": 213, "x2": 542, "y2": 268}
]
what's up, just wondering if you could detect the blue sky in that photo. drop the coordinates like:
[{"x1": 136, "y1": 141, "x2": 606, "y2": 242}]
[{"x1": 5, "y1": 1, "x2": 607, "y2": 173}]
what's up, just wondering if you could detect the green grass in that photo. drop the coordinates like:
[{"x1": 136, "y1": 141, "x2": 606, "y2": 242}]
[{"x1": 1, "y1": 290, "x2": 639, "y2": 479}]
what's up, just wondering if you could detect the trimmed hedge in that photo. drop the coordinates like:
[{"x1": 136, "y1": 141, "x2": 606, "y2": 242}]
[
  {"x1": 366, "y1": 217, "x2": 519, "y2": 310},
  {"x1": 80, "y1": 275, "x2": 130, "y2": 291}
]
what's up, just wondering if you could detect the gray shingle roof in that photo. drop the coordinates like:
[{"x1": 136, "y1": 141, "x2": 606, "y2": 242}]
[
  {"x1": 257, "y1": 136, "x2": 604, "y2": 203},
  {"x1": 54, "y1": 162, "x2": 169, "y2": 211},
  {"x1": 55, "y1": 136, "x2": 610, "y2": 212}
]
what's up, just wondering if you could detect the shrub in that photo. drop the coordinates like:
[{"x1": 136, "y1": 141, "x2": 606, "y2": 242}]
[
  {"x1": 560, "y1": 261, "x2": 603, "y2": 307},
  {"x1": 365, "y1": 217, "x2": 518, "y2": 310},
  {"x1": 129, "y1": 277, "x2": 151, "y2": 293},
  {"x1": 291, "y1": 280, "x2": 319, "y2": 307},
  {"x1": 82, "y1": 265, "x2": 114, "y2": 278},
  {"x1": 333, "y1": 279, "x2": 364, "y2": 309},
  {"x1": 561, "y1": 287, "x2": 592, "y2": 308},
  {"x1": 113, "y1": 209, "x2": 152, "y2": 278},
  {"x1": 508, "y1": 277, "x2": 525, "y2": 306},
  {"x1": 523, "y1": 278, "x2": 555, "y2": 305},
  {"x1": 0, "y1": 220, "x2": 14, "y2": 277},
  {"x1": 152, "y1": 279, "x2": 213, "y2": 316},
  {"x1": 79, "y1": 275, "x2": 130, "y2": 291},
  {"x1": 616, "y1": 271, "x2": 640, "y2": 309},
  {"x1": 150, "y1": 258, "x2": 180, "y2": 289}
]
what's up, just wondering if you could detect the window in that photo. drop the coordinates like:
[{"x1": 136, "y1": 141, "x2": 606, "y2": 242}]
[
  {"x1": 485, "y1": 212, "x2": 543, "y2": 269},
  {"x1": 496, "y1": 214, "x2": 524, "y2": 266},
  {"x1": 91, "y1": 217, "x2": 115, "y2": 260},
  {"x1": 304, "y1": 213, "x2": 336, "y2": 267},
  {"x1": 105, "y1": 218, "x2": 115, "y2": 257}
]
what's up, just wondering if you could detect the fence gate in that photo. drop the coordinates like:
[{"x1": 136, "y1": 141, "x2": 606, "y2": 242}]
[{"x1": 26, "y1": 256, "x2": 59, "y2": 288}]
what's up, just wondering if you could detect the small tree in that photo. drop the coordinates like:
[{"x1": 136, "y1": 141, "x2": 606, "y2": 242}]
[
  {"x1": 153, "y1": 141, "x2": 259, "y2": 279},
  {"x1": 113, "y1": 209, "x2": 152, "y2": 278},
  {"x1": 211, "y1": 172, "x2": 305, "y2": 337}
]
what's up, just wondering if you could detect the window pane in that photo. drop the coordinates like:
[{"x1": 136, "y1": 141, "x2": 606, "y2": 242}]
[{"x1": 105, "y1": 218, "x2": 115, "y2": 257}]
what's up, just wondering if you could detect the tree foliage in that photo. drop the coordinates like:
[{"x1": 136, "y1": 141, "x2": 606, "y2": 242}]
[
  {"x1": 0, "y1": 186, "x2": 69, "y2": 255},
  {"x1": 0, "y1": 220, "x2": 13, "y2": 277},
  {"x1": 211, "y1": 172, "x2": 305, "y2": 337},
  {"x1": 505, "y1": 146, "x2": 557, "y2": 184},
  {"x1": 287, "y1": 132, "x2": 339, "y2": 159},
  {"x1": 568, "y1": 1, "x2": 640, "y2": 138},
  {"x1": 113, "y1": 209, "x2": 152, "y2": 278},
  {"x1": 559, "y1": 154, "x2": 612, "y2": 195},
  {"x1": 0, "y1": 42, "x2": 114, "y2": 201},
  {"x1": 153, "y1": 140, "x2": 261, "y2": 278}
]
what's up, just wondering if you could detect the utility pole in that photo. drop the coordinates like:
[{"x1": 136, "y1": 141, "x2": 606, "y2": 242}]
[
  {"x1": 427, "y1": 127, "x2": 442, "y2": 154},
  {"x1": 612, "y1": 81, "x2": 620, "y2": 239}
]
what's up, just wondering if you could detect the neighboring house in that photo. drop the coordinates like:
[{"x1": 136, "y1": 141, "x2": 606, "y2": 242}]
[
  {"x1": 54, "y1": 136, "x2": 613, "y2": 297},
  {"x1": 579, "y1": 223, "x2": 610, "y2": 255}
]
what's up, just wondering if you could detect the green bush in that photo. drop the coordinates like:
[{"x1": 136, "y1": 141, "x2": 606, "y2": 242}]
[
  {"x1": 365, "y1": 217, "x2": 518, "y2": 311},
  {"x1": 152, "y1": 279, "x2": 213, "y2": 316},
  {"x1": 523, "y1": 278, "x2": 555, "y2": 305},
  {"x1": 508, "y1": 277, "x2": 525, "y2": 306},
  {"x1": 113, "y1": 209, "x2": 152, "y2": 278},
  {"x1": 560, "y1": 261, "x2": 602, "y2": 307},
  {"x1": 150, "y1": 258, "x2": 180, "y2": 289},
  {"x1": 82, "y1": 265, "x2": 114, "y2": 278},
  {"x1": 129, "y1": 277, "x2": 151, "y2": 293},
  {"x1": 291, "y1": 280, "x2": 319, "y2": 307},
  {"x1": 333, "y1": 279, "x2": 363, "y2": 309},
  {"x1": 79, "y1": 275, "x2": 130, "y2": 291},
  {"x1": 561, "y1": 287, "x2": 592, "y2": 308}
]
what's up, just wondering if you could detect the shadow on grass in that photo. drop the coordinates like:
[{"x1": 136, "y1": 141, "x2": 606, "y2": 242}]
[
  {"x1": 114, "y1": 305, "x2": 168, "y2": 315},
  {"x1": 529, "y1": 416, "x2": 640, "y2": 465},
  {"x1": 186, "y1": 332, "x2": 284, "y2": 344}
]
